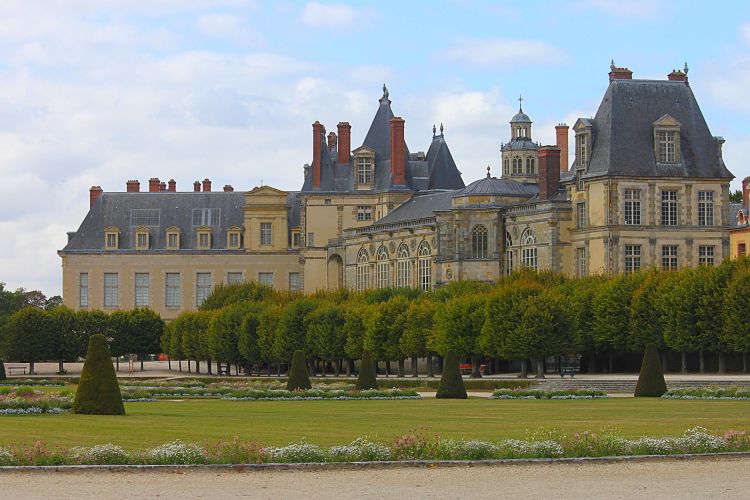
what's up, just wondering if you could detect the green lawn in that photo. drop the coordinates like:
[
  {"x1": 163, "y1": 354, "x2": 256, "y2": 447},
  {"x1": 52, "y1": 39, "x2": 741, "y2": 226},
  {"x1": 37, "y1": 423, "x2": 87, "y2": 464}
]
[{"x1": 1, "y1": 398, "x2": 749, "y2": 450}]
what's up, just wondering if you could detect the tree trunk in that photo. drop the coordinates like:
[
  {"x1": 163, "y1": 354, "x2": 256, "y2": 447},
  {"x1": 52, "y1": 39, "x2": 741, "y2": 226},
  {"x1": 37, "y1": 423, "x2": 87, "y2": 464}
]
[
  {"x1": 58, "y1": 360, "x2": 65, "y2": 375},
  {"x1": 535, "y1": 358, "x2": 545, "y2": 379},
  {"x1": 661, "y1": 352, "x2": 668, "y2": 373},
  {"x1": 194, "y1": 360, "x2": 200, "y2": 374},
  {"x1": 397, "y1": 359, "x2": 405, "y2": 378},
  {"x1": 235, "y1": 363, "x2": 240, "y2": 376},
  {"x1": 718, "y1": 352, "x2": 727, "y2": 374},
  {"x1": 518, "y1": 359, "x2": 528, "y2": 379},
  {"x1": 29, "y1": 361, "x2": 35, "y2": 375},
  {"x1": 608, "y1": 352, "x2": 613, "y2": 373},
  {"x1": 178, "y1": 359, "x2": 182, "y2": 372},
  {"x1": 277, "y1": 363, "x2": 282, "y2": 377},
  {"x1": 345, "y1": 358, "x2": 351, "y2": 377},
  {"x1": 321, "y1": 360, "x2": 326, "y2": 377},
  {"x1": 141, "y1": 357, "x2": 144, "y2": 371},
  {"x1": 681, "y1": 352, "x2": 687, "y2": 373},
  {"x1": 115, "y1": 357, "x2": 119, "y2": 372},
  {"x1": 470, "y1": 355, "x2": 482, "y2": 379},
  {"x1": 411, "y1": 357, "x2": 419, "y2": 377},
  {"x1": 168, "y1": 358, "x2": 172, "y2": 371},
  {"x1": 588, "y1": 354, "x2": 597, "y2": 374},
  {"x1": 427, "y1": 353, "x2": 434, "y2": 378},
  {"x1": 437, "y1": 356, "x2": 444, "y2": 374},
  {"x1": 744, "y1": 352, "x2": 748, "y2": 374},
  {"x1": 385, "y1": 361, "x2": 391, "y2": 378},
  {"x1": 334, "y1": 359, "x2": 340, "y2": 377},
  {"x1": 699, "y1": 350, "x2": 705, "y2": 374},
  {"x1": 207, "y1": 358, "x2": 212, "y2": 375}
]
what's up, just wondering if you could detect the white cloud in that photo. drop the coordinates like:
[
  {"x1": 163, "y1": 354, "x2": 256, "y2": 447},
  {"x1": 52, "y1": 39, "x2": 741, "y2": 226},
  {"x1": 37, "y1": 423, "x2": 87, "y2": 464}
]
[
  {"x1": 440, "y1": 38, "x2": 570, "y2": 67},
  {"x1": 300, "y1": 2, "x2": 368, "y2": 28}
]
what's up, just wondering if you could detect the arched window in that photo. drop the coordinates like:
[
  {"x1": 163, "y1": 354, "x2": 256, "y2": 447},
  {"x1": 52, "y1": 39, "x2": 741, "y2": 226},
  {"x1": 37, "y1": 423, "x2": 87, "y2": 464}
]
[
  {"x1": 376, "y1": 245, "x2": 389, "y2": 289},
  {"x1": 417, "y1": 241, "x2": 432, "y2": 291},
  {"x1": 526, "y1": 157, "x2": 535, "y2": 175},
  {"x1": 520, "y1": 228, "x2": 537, "y2": 270},
  {"x1": 471, "y1": 225, "x2": 488, "y2": 259},
  {"x1": 512, "y1": 156, "x2": 523, "y2": 175},
  {"x1": 503, "y1": 158, "x2": 509, "y2": 176},
  {"x1": 396, "y1": 243, "x2": 411, "y2": 288},
  {"x1": 505, "y1": 232, "x2": 514, "y2": 276},
  {"x1": 356, "y1": 248, "x2": 370, "y2": 291}
]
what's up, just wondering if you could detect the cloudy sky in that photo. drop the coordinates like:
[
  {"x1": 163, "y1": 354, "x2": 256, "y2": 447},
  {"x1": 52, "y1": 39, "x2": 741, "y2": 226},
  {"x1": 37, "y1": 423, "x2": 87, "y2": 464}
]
[{"x1": 1, "y1": 0, "x2": 749, "y2": 296}]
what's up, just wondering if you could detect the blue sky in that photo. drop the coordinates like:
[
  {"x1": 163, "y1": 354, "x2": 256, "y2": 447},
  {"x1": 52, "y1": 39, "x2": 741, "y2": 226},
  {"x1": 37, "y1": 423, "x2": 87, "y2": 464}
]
[{"x1": 1, "y1": 0, "x2": 749, "y2": 295}]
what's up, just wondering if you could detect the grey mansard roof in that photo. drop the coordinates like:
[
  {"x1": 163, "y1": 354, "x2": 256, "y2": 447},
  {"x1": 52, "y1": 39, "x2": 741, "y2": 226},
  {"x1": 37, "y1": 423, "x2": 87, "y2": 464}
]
[
  {"x1": 454, "y1": 176, "x2": 538, "y2": 198},
  {"x1": 61, "y1": 191, "x2": 300, "y2": 253},
  {"x1": 581, "y1": 79, "x2": 733, "y2": 180},
  {"x1": 374, "y1": 190, "x2": 455, "y2": 225}
]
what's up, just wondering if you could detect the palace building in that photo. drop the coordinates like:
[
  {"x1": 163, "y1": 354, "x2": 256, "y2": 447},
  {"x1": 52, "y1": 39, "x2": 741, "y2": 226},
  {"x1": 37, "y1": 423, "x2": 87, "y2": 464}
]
[{"x1": 59, "y1": 64, "x2": 735, "y2": 319}]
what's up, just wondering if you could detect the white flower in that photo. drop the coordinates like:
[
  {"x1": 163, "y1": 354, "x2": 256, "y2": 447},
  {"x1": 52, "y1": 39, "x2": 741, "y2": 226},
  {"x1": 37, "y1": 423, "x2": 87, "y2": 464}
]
[{"x1": 147, "y1": 440, "x2": 206, "y2": 464}]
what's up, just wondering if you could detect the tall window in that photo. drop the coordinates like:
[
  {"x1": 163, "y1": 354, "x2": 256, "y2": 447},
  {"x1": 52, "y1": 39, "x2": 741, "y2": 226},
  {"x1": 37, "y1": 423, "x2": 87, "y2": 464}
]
[
  {"x1": 396, "y1": 244, "x2": 411, "y2": 288},
  {"x1": 739, "y1": 243, "x2": 747, "y2": 257},
  {"x1": 105, "y1": 232, "x2": 118, "y2": 249},
  {"x1": 196, "y1": 273, "x2": 212, "y2": 307},
  {"x1": 356, "y1": 248, "x2": 370, "y2": 291},
  {"x1": 197, "y1": 231, "x2": 211, "y2": 249},
  {"x1": 657, "y1": 131, "x2": 676, "y2": 162},
  {"x1": 79, "y1": 272, "x2": 89, "y2": 308},
  {"x1": 520, "y1": 228, "x2": 537, "y2": 270},
  {"x1": 260, "y1": 223, "x2": 272, "y2": 246},
  {"x1": 258, "y1": 272, "x2": 274, "y2": 287},
  {"x1": 576, "y1": 170, "x2": 584, "y2": 191},
  {"x1": 624, "y1": 245, "x2": 641, "y2": 274},
  {"x1": 227, "y1": 272, "x2": 243, "y2": 285},
  {"x1": 576, "y1": 134, "x2": 587, "y2": 167},
  {"x1": 376, "y1": 246, "x2": 389, "y2": 289},
  {"x1": 505, "y1": 232, "x2": 514, "y2": 276},
  {"x1": 624, "y1": 189, "x2": 641, "y2": 225},
  {"x1": 103, "y1": 272, "x2": 118, "y2": 308},
  {"x1": 698, "y1": 191, "x2": 714, "y2": 226},
  {"x1": 512, "y1": 156, "x2": 523, "y2": 175},
  {"x1": 576, "y1": 247, "x2": 587, "y2": 277},
  {"x1": 698, "y1": 245, "x2": 715, "y2": 266},
  {"x1": 228, "y1": 231, "x2": 240, "y2": 249},
  {"x1": 136, "y1": 232, "x2": 149, "y2": 250},
  {"x1": 576, "y1": 202, "x2": 587, "y2": 229},
  {"x1": 503, "y1": 158, "x2": 509, "y2": 176},
  {"x1": 525, "y1": 157, "x2": 535, "y2": 175},
  {"x1": 135, "y1": 273, "x2": 150, "y2": 307},
  {"x1": 661, "y1": 245, "x2": 678, "y2": 271},
  {"x1": 357, "y1": 157, "x2": 373, "y2": 184},
  {"x1": 357, "y1": 206, "x2": 373, "y2": 221},
  {"x1": 418, "y1": 241, "x2": 432, "y2": 291},
  {"x1": 167, "y1": 232, "x2": 179, "y2": 249},
  {"x1": 165, "y1": 273, "x2": 181, "y2": 308},
  {"x1": 288, "y1": 272, "x2": 300, "y2": 292},
  {"x1": 192, "y1": 208, "x2": 220, "y2": 226},
  {"x1": 661, "y1": 190, "x2": 678, "y2": 226},
  {"x1": 471, "y1": 225, "x2": 488, "y2": 259}
]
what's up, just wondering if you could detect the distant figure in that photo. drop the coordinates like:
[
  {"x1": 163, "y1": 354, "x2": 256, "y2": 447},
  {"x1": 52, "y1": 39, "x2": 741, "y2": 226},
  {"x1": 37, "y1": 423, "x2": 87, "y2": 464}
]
[{"x1": 128, "y1": 354, "x2": 136, "y2": 375}]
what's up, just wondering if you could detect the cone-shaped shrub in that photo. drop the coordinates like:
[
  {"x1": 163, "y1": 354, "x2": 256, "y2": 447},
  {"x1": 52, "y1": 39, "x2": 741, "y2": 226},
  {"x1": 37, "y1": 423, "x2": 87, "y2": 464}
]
[
  {"x1": 0, "y1": 360, "x2": 5, "y2": 381},
  {"x1": 286, "y1": 350, "x2": 312, "y2": 391},
  {"x1": 436, "y1": 351, "x2": 467, "y2": 399},
  {"x1": 356, "y1": 350, "x2": 378, "y2": 390},
  {"x1": 73, "y1": 334, "x2": 125, "y2": 415},
  {"x1": 634, "y1": 343, "x2": 667, "y2": 397}
]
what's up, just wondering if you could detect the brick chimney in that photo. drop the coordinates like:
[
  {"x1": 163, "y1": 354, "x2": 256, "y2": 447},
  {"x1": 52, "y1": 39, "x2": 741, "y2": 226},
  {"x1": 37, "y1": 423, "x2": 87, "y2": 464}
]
[
  {"x1": 223, "y1": 184, "x2": 234, "y2": 192},
  {"x1": 743, "y1": 177, "x2": 750, "y2": 211},
  {"x1": 327, "y1": 131, "x2": 337, "y2": 152},
  {"x1": 159, "y1": 181, "x2": 166, "y2": 191},
  {"x1": 555, "y1": 124, "x2": 569, "y2": 173},
  {"x1": 148, "y1": 177, "x2": 160, "y2": 192},
  {"x1": 608, "y1": 62, "x2": 633, "y2": 82},
  {"x1": 202, "y1": 178, "x2": 212, "y2": 192},
  {"x1": 89, "y1": 186, "x2": 103, "y2": 208},
  {"x1": 668, "y1": 69, "x2": 687, "y2": 82},
  {"x1": 537, "y1": 146, "x2": 561, "y2": 200},
  {"x1": 389, "y1": 117, "x2": 406, "y2": 186},
  {"x1": 337, "y1": 122, "x2": 351, "y2": 164},
  {"x1": 193, "y1": 181, "x2": 201, "y2": 192},
  {"x1": 168, "y1": 179, "x2": 176, "y2": 192},
  {"x1": 126, "y1": 180, "x2": 140, "y2": 193},
  {"x1": 312, "y1": 121, "x2": 324, "y2": 189}
]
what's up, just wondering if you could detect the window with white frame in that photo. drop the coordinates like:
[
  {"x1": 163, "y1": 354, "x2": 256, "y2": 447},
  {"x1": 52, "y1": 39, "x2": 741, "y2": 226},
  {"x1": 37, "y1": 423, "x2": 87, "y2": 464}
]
[
  {"x1": 357, "y1": 206, "x2": 373, "y2": 221},
  {"x1": 662, "y1": 245, "x2": 678, "y2": 271},
  {"x1": 576, "y1": 170, "x2": 584, "y2": 191},
  {"x1": 197, "y1": 230, "x2": 211, "y2": 249},
  {"x1": 165, "y1": 273, "x2": 180, "y2": 308},
  {"x1": 576, "y1": 247, "x2": 587, "y2": 277},
  {"x1": 505, "y1": 232, "x2": 514, "y2": 276},
  {"x1": 624, "y1": 189, "x2": 641, "y2": 225},
  {"x1": 520, "y1": 228, "x2": 537, "y2": 270},
  {"x1": 356, "y1": 248, "x2": 370, "y2": 291},
  {"x1": 503, "y1": 158, "x2": 509, "y2": 176},
  {"x1": 376, "y1": 246, "x2": 389, "y2": 289},
  {"x1": 661, "y1": 190, "x2": 678, "y2": 226},
  {"x1": 196, "y1": 272, "x2": 212, "y2": 307},
  {"x1": 288, "y1": 272, "x2": 300, "y2": 292},
  {"x1": 577, "y1": 202, "x2": 587, "y2": 229},
  {"x1": 512, "y1": 156, "x2": 523, "y2": 175},
  {"x1": 227, "y1": 272, "x2": 243, "y2": 285},
  {"x1": 576, "y1": 133, "x2": 587, "y2": 167},
  {"x1": 105, "y1": 231, "x2": 119, "y2": 249},
  {"x1": 134, "y1": 273, "x2": 149, "y2": 307},
  {"x1": 698, "y1": 245, "x2": 715, "y2": 266},
  {"x1": 103, "y1": 272, "x2": 118, "y2": 308},
  {"x1": 624, "y1": 245, "x2": 641, "y2": 273},
  {"x1": 130, "y1": 209, "x2": 160, "y2": 227},
  {"x1": 260, "y1": 223, "x2": 272, "y2": 246},
  {"x1": 191, "y1": 208, "x2": 220, "y2": 226},
  {"x1": 698, "y1": 191, "x2": 714, "y2": 226},
  {"x1": 525, "y1": 157, "x2": 535, "y2": 175},
  {"x1": 418, "y1": 241, "x2": 432, "y2": 291},
  {"x1": 657, "y1": 130, "x2": 676, "y2": 162},
  {"x1": 396, "y1": 244, "x2": 411, "y2": 288},
  {"x1": 258, "y1": 272, "x2": 274, "y2": 287},
  {"x1": 471, "y1": 225, "x2": 488, "y2": 259},
  {"x1": 166, "y1": 231, "x2": 180, "y2": 249},
  {"x1": 79, "y1": 272, "x2": 89, "y2": 308},
  {"x1": 228, "y1": 230, "x2": 241, "y2": 249},
  {"x1": 357, "y1": 157, "x2": 373, "y2": 184}
]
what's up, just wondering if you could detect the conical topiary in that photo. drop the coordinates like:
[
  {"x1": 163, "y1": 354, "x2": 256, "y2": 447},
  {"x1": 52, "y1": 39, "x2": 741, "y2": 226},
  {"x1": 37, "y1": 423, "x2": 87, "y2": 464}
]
[
  {"x1": 634, "y1": 343, "x2": 668, "y2": 397},
  {"x1": 436, "y1": 351, "x2": 467, "y2": 399},
  {"x1": 287, "y1": 350, "x2": 312, "y2": 391},
  {"x1": 0, "y1": 359, "x2": 6, "y2": 381},
  {"x1": 356, "y1": 350, "x2": 378, "y2": 390},
  {"x1": 73, "y1": 334, "x2": 125, "y2": 415}
]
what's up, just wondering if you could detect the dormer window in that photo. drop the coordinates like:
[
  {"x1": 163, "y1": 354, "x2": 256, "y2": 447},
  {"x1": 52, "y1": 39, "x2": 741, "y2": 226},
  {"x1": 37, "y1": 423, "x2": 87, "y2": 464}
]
[
  {"x1": 291, "y1": 230, "x2": 301, "y2": 248},
  {"x1": 166, "y1": 227, "x2": 181, "y2": 250},
  {"x1": 653, "y1": 114, "x2": 681, "y2": 164},
  {"x1": 227, "y1": 227, "x2": 242, "y2": 249},
  {"x1": 357, "y1": 157, "x2": 372, "y2": 184},
  {"x1": 353, "y1": 146, "x2": 376, "y2": 189},
  {"x1": 104, "y1": 227, "x2": 119, "y2": 250},
  {"x1": 576, "y1": 133, "x2": 588, "y2": 167},
  {"x1": 196, "y1": 227, "x2": 212, "y2": 249},
  {"x1": 657, "y1": 131, "x2": 676, "y2": 162},
  {"x1": 134, "y1": 228, "x2": 150, "y2": 250}
]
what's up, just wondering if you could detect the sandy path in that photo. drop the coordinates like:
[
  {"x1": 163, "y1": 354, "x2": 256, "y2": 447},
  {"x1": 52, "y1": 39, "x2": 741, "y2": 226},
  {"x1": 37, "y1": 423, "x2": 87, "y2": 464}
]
[{"x1": 1, "y1": 457, "x2": 749, "y2": 499}]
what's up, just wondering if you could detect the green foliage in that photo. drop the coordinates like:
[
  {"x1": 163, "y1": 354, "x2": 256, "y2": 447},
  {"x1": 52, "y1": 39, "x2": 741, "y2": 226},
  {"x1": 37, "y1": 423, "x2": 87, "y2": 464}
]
[
  {"x1": 565, "y1": 276, "x2": 605, "y2": 353},
  {"x1": 0, "y1": 359, "x2": 5, "y2": 380},
  {"x1": 722, "y1": 267, "x2": 750, "y2": 354},
  {"x1": 592, "y1": 274, "x2": 642, "y2": 352},
  {"x1": 274, "y1": 298, "x2": 319, "y2": 361},
  {"x1": 173, "y1": 311, "x2": 212, "y2": 362},
  {"x1": 306, "y1": 302, "x2": 346, "y2": 364},
  {"x1": 286, "y1": 350, "x2": 311, "y2": 391},
  {"x1": 729, "y1": 189, "x2": 743, "y2": 203},
  {"x1": 356, "y1": 350, "x2": 378, "y2": 390},
  {"x1": 3, "y1": 306, "x2": 55, "y2": 364},
  {"x1": 628, "y1": 271, "x2": 667, "y2": 351},
  {"x1": 516, "y1": 289, "x2": 573, "y2": 360},
  {"x1": 435, "y1": 351, "x2": 467, "y2": 399},
  {"x1": 73, "y1": 334, "x2": 125, "y2": 415},
  {"x1": 48, "y1": 306, "x2": 78, "y2": 363},
  {"x1": 238, "y1": 309, "x2": 262, "y2": 365},
  {"x1": 362, "y1": 287, "x2": 422, "y2": 305},
  {"x1": 199, "y1": 282, "x2": 275, "y2": 311},
  {"x1": 634, "y1": 344, "x2": 668, "y2": 397},
  {"x1": 343, "y1": 305, "x2": 368, "y2": 360},
  {"x1": 364, "y1": 296, "x2": 409, "y2": 362},
  {"x1": 400, "y1": 298, "x2": 436, "y2": 358},
  {"x1": 479, "y1": 281, "x2": 543, "y2": 360},
  {"x1": 257, "y1": 305, "x2": 281, "y2": 362},
  {"x1": 208, "y1": 302, "x2": 254, "y2": 364},
  {"x1": 432, "y1": 295, "x2": 485, "y2": 357}
]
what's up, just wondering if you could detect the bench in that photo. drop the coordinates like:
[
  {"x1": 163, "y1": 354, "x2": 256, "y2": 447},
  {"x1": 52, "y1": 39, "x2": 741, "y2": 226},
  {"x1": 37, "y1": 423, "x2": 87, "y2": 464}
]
[{"x1": 8, "y1": 366, "x2": 27, "y2": 375}]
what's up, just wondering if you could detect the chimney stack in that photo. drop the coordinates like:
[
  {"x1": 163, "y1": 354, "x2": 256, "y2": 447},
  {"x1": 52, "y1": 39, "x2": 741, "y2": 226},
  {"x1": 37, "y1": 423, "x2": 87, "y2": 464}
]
[
  {"x1": 202, "y1": 178, "x2": 212, "y2": 192},
  {"x1": 743, "y1": 177, "x2": 750, "y2": 211},
  {"x1": 608, "y1": 62, "x2": 633, "y2": 82},
  {"x1": 126, "y1": 180, "x2": 140, "y2": 193},
  {"x1": 312, "y1": 121, "x2": 324, "y2": 189},
  {"x1": 159, "y1": 181, "x2": 166, "y2": 191},
  {"x1": 89, "y1": 186, "x2": 103, "y2": 209},
  {"x1": 389, "y1": 117, "x2": 406, "y2": 186},
  {"x1": 223, "y1": 184, "x2": 234, "y2": 192},
  {"x1": 555, "y1": 124, "x2": 569, "y2": 173},
  {"x1": 537, "y1": 146, "x2": 561, "y2": 200},
  {"x1": 327, "y1": 131, "x2": 337, "y2": 152},
  {"x1": 168, "y1": 179, "x2": 176, "y2": 192},
  {"x1": 337, "y1": 122, "x2": 351, "y2": 164},
  {"x1": 668, "y1": 69, "x2": 687, "y2": 82},
  {"x1": 193, "y1": 181, "x2": 201, "y2": 192},
  {"x1": 148, "y1": 177, "x2": 160, "y2": 192}
]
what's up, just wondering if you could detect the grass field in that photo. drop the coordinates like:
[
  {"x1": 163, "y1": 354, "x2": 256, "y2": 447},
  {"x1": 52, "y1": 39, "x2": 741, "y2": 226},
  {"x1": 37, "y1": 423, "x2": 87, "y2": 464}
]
[{"x1": 1, "y1": 398, "x2": 749, "y2": 450}]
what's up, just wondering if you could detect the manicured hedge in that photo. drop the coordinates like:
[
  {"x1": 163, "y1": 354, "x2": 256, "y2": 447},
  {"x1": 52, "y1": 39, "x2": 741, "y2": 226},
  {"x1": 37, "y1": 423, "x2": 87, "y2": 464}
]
[{"x1": 73, "y1": 334, "x2": 125, "y2": 415}]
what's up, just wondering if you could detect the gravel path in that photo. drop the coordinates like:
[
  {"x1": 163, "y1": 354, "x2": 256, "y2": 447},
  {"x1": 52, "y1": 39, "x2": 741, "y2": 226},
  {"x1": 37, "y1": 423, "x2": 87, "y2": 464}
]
[{"x1": 2, "y1": 457, "x2": 749, "y2": 499}]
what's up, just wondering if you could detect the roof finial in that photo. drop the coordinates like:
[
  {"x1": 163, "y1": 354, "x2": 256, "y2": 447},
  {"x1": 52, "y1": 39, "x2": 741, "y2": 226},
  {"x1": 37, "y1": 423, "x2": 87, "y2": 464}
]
[
  {"x1": 440, "y1": 123, "x2": 444, "y2": 135},
  {"x1": 610, "y1": 59, "x2": 616, "y2": 71},
  {"x1": 382, "y1": 83, "x2": 388, "y2": 98},
  {"x1": 518, "y1": 94, "x2": 523, "y2": 112},
  {"x1": 486, "y1": 165, "x2": 491, "y2": 179},
  {"x1": 683, "y1": 62, "x2": 689, "y2": 74},
  {"x1": 432, "y1": 124, "x2": 436, "y2": 137}
]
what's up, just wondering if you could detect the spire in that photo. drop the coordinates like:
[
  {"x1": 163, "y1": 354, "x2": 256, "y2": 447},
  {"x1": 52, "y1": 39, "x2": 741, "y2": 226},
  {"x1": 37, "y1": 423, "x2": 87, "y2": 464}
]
[
  {"x1": 684, "y1": 61, "x2": 689, "y2": 74},
  {"x1": 610, "y1": 59, "x2": 616, "y2": 71},
  {"x1": 433, "y1": 124, "x2": 436, "y2": 137},
  {"x1": 486, "y1": 165, "x2": 491, "y2": 179},
  {"x1": 440, "y1": 123, "x2": 444, "y2": 135},
  {"x1": 379, "y1": 83, "x2": 390, "y2": 104},
  {"x1": 518, "y1": 94, "x2": 524, "y2": 113}
]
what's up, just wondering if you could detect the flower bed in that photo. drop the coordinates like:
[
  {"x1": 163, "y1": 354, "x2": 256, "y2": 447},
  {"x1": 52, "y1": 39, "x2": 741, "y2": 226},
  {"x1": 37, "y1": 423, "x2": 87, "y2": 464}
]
[
  {"x1": 491, "y1": 389, "x2": 607, "y2": 400},
  {"x1": 0, "y1": 379, "x2": 67, "y2": 387},
  {"x1": 0, "y1": 427, "x2": 747, "y2": 466},
  {"x1": 223, "y1": 388, "x2": 420, "y2": 401},
  {"x1": 662, "y1": 387, "x2": 750, "y2": 400},
  {"x1": 0, "y1": 388, "x2": 72, "y2": 414}
]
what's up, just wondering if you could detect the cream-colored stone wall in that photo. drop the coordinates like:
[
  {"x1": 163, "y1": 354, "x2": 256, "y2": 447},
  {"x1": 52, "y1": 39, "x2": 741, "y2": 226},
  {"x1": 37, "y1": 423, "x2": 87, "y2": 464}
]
[{"x1": 730, "y1": 227, "x2": 750, "y2": 259}]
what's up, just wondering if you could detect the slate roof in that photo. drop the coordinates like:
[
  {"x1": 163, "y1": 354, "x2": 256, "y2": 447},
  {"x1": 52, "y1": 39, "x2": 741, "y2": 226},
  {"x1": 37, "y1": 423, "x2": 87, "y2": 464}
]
[
  {"x1": 730, "y1": 202, "x2": 747, "y2": 228},
  {"x1": 582, "y1": 79, "x2": 734, "y2": 180},
  {"x1": 511, "y1": 109, "x2": 532, "y2": 124},
  {"x1": 501, "y1": 138, "x2": 540, "y2": 151},
  {"x1": 61, "y1": 191, "x2": 300, "y2": 252},
  {"x1": 453, "y1": 176, "x2": 538, "y2": 198},
  {"x1": 374, "y1": 190, "x2": 455, "y2": 225}
]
